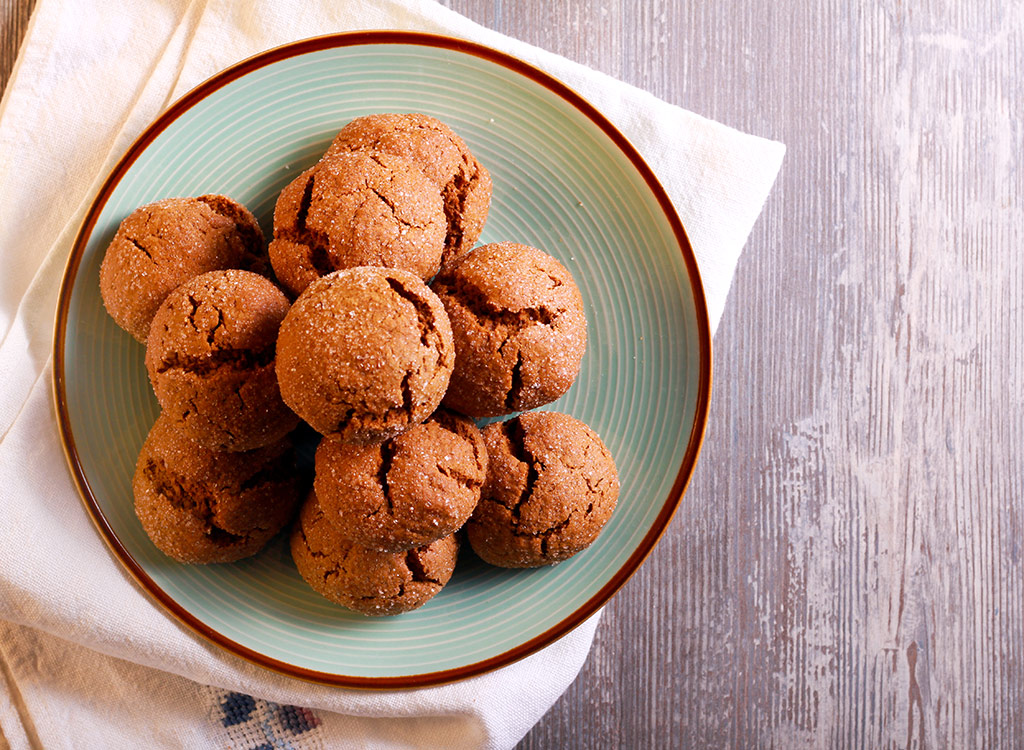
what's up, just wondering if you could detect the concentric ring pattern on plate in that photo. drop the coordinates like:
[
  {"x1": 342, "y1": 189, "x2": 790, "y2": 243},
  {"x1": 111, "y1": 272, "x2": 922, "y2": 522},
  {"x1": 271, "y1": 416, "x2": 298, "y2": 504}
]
[{"x1": 55, "y1": 34, "x2": 710, "y2": 685}]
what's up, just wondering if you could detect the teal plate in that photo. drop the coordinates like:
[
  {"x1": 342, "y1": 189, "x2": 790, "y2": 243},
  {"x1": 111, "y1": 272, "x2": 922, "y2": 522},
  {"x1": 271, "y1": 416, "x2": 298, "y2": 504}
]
[{"x1": 53, "y1": 32, "x2": 711, "y2": 688}]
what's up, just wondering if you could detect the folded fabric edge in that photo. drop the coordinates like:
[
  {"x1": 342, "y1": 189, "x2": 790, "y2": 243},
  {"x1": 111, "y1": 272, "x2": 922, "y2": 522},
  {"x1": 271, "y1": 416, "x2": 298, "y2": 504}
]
[
  {"x1": 0, "y1": 635, "x2": 37, "y2": 750},
  {"x1": 0, "y1": 604, "x2": 600, "y2": 737}
]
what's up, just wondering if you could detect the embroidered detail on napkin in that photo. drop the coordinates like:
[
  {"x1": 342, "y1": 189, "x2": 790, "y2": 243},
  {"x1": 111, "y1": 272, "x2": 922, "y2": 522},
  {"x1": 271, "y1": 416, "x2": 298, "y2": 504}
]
[{"x1": 205, "y1": 686, "x2": 325, "y2": 749}]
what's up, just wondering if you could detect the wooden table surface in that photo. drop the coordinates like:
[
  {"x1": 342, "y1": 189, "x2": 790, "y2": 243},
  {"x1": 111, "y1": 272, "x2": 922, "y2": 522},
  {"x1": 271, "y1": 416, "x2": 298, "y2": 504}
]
[{"x1": 3, "y1": 1, "x2": 1022, "y2": 748}]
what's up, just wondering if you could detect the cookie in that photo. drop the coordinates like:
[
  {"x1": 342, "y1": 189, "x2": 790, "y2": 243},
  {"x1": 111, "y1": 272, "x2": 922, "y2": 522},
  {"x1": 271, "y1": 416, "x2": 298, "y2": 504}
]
[
  {"x1": 276, "y1": 267, "x2": 454, "y2": 444},
  {"x1": 268, "y1": 151, "x2": 446, "y2": 296},
  {"x1": 431, "y1": 242, "x2": 587, "y2": 418},
  {"x1": 290, "y1": 490, "x2": 458, "y2": 616},
  {"x1": 467, "y1": 412, "x2": 618, "y2": 568},
  {"x1": 145, "y1": 269, "x2": 299, "y2": 452},
  {"x1": 99, "y1": 194, "x2": 266, "y2": 342},
  {"x1": 314, "y1": 409, "x2": 487, "y2": 552},
  {"x1": 324, "y1": 113, "x2": 492, "y2": 271},
  {"x1": 133, "y1": 413, "x2": 302, "y2": 564}
]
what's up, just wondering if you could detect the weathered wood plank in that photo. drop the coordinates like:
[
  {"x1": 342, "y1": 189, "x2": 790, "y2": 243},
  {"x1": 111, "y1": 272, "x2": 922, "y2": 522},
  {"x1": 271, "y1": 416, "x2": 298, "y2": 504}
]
[
  {"x1": 438, "y1": 2, "x2": 1024, "y2": 749},
  {"x1": 0, "y1": 0, "x2": 35, "y2": 90}
]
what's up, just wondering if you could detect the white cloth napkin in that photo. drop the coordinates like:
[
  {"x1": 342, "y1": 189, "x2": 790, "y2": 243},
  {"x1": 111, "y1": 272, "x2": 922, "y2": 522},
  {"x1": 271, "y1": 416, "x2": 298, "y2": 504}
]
[{"x1": 0, "y1": 0, "x2": 785, "y2": 748}]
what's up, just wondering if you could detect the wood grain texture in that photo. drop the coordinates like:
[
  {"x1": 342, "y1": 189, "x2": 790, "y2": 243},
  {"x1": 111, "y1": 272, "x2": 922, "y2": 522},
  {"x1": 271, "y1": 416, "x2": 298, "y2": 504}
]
[
  {"x1": 437, "y1": 1, "x2": 1024, "y2": 748},
  {"x1": 0, "y1": 0, "x2": 34, "y2": 90},
  {"x1": 3, "y1": 1, "x2": 1022, "y2": 748}
]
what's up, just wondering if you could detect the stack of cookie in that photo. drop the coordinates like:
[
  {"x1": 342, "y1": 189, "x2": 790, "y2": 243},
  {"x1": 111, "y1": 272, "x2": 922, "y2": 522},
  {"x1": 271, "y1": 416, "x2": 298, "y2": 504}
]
[
  {"x1": 100, "y1": 197, "x2": 304, "y2": 564},
  {"x1": 98, "y1": 113, "x2": 619, "y2": 617}
]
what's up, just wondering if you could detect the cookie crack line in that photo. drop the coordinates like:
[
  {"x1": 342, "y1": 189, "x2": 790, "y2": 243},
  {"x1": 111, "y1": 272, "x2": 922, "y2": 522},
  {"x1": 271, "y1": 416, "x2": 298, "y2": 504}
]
[
  {"x1": 307, "y1": 242, "x2": 335, "y2": 278},
  {"x1": 322, "y1": 559, "x2": 347, "y2": 584},
  {"x1": 505, "y1": 351, "x2": 525, "y2": 411},
  {"x1": 513, "y1": 509, "x2": 574, "y2": 542},
  {"x1": 328, "y1": 406, "x2": 356, "y2": 435},
  {"x1": 143, "y1": 456, "x2": 244, "y2": 546},
  {"x1": 431, "y1": 410, "x2": 485, "y2": 457},
  {"x1": 207, "y1": 307, "x2": 225, "y2": 346},
  {"x1": 405, "y1": 548, "x2": 442, "y2": 585},
  {"x1": 282, "y1": 173, "x2": 333, "y2": 274},
  {"x1": 295, "y1": 173, "x2": 314, "y2": 235},
  {"x1": 435, "y1": 462, "x2": 483, "y2": 491},
  {"x1": 123, "y1": 233, "x2": 154, "y2": 262},
  {"x1": 156, "y1": 347, "x2": 275, "y2": 376},
  {"x1": 182, "y1": 396, "x2": 199, "y2": 421},
  {"x1": 368, "y1": 186, "x2": 427, "y2": 231},
  {"x1": 204, "y1": 522, "x2": 245, "y2": 547},
  {"x1": 385, "y1": 276, "x2": 442, "y2": 350},
  {"x1": 400, "y1": 371, "x2": 414, "y2": 414},
  {"x1": 440, "y1": 275, "x2": 562, "y2": 331},
  {"x1": 441, "y1": 165, "x2": 476, "y2": 250},
  {"x1": 503, "y1": 419, "x2": 539, "y2": 527},
  {"x1": 378, "y1": 439, "x2": 397, "y2": 513},
  {"x1": 185, "y1": 294, "x2": 203, "y2": 337},
  {"x1": 298, "y1": 524, "x2": 332, "y2": 562}
]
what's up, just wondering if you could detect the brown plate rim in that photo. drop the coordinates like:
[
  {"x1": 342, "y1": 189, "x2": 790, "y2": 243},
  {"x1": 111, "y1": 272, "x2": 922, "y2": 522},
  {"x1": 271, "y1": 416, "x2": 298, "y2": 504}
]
[{"x1": 52, "y1": 29, "x2": 713, "y2": 689}]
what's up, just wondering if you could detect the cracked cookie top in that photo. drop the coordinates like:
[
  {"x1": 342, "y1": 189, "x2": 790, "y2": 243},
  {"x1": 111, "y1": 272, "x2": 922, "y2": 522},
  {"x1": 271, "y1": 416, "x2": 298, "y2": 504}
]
[
  {"x1": 290, "y1": 490, "x2": 458, "y2": 616},
  {"x1": 313, "y1": 409, "x2": 487, "y2": 552},
  {"x1": 99, "y1": 194, "x2": 267, "y2": 342},
  {"x1": 276, "y1": 267, "x2": 454, "y2": 444},
  {"x1": 467, "y1": 411, "x2": 619, "y2": 568},
  {"x1": 145, "y1": 269, "x2": 299, "y2": 452},
  {"x1": 268, "y1": 151, "x2": 446, "y2": 296},
  {"x1": 324, "y1": 113, "x2": 492, "y2": 272},
  {"x1": 133, "y1": 412, "x2": 301, "y2": 564},
  {"x1": 431, "y1": 242, "x2": 587, "y2": 418}
]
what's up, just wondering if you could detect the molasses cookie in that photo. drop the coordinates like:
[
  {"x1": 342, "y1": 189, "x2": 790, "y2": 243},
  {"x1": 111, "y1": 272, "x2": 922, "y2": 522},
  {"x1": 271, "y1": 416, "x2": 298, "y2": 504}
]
[
  {"x1": 99, "y1": 194, "x2": 266, "y2": 342},
  {"x1": 290, "y1": 490, "x2": 458, "y2": 616},
  {"x1": 145, "y1": 269, "x2": 299, "y2": 452},
  {"x1": 276, "y1": 267, "x2": 454, "y2": 444},
  {"x1": 133, "y1": 413, "x2": 301, "y2": 564},
  {"x1": 314, "y1": 409, "x2": 487, "y2": 552},
  {"x1": 432, "y1": 242, "x2": 587, "y2": 418},
  {"x1": 467, "y1": 412, "x2": 618, "y2": 568},
  {"x1": 269, "y1": 151, "x2": 446, "y2": 296},
  {"x1": 324, "y1": 113, "x2": 492, "y2": 271}
]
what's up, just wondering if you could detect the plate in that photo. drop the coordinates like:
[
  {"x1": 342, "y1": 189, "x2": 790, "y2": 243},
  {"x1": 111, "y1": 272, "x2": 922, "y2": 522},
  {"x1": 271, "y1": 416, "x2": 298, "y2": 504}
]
[{"x1": 53, "y1": 32, "x2": 711, "y2": 688}]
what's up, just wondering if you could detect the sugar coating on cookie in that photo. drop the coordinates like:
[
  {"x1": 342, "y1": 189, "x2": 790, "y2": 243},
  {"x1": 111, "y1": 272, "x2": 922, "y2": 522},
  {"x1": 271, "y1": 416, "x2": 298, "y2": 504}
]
[
  {"x1": 99, "y1": 194, "x2": 266, "y2": 342},
  {"x1": 133, "y1": 413, "x2": 301, "y2": 564},
  {"x1": 290, "y1": 490, "x2": 458, "y2": 615},
  {"x1": 325, "y1": 113, "x2": 492, "y2": 271},
  {"x1": 276, "y1": 267, "x2": 454, "y2": 444},
  {"x1": 269, "y1": 151, "x2": 446, "y2": 296},
  {"x1": 467, "y1": 411, "x2": 618, "y2": 568},
  {"x1": 432, "y1": 242, "x2": 587, "y2": 418},
  {"x1": 314, "y1": 409, "x2": 487, "y2": 552},
  {"x1": 145, "y1": 269, "x2": 299, "y2": 452}
]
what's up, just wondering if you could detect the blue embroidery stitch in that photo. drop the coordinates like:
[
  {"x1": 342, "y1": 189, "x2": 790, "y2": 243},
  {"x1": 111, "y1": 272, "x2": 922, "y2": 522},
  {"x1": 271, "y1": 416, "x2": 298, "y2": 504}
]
[
  {"x1": 221, "y1": 692, "x2": 258, "y2": 727},
  {"x1": 207, "y1": 687, "x2": 324, "y2": 749},
  {"x1": 277, "y1": 704, "x2": 320, "y2": 735}
]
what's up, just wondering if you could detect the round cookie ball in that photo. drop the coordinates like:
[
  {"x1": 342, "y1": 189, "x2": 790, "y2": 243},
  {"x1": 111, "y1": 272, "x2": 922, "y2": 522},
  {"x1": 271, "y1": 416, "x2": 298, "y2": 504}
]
[
  {"x1": 314, "y1": 409, "x2": 487, "y2": 552},
  {"x1": 145, "y1": 269, "x2": 299, "y2": 452},
  {"x1": 290, "y1": 490, "x2": 458, "y2": 616},
  {"x1": 432, "y1": 242, "x2": 587, "y2": 418},
  {"x1": 133, "y1": 413, "x2": 302, "y2": 564},
  {"x1": 269, "y1": 151, "x2": 446, "y2": 296},
  {"x1": 467, "y1": 411, "x2": 618, "y2": 568},
  {"x1": 324, "y1": 113, "x2": 492, "y2": 271},
  {"x1": 276, "y1": 267, "x2": 454, "y2": 444},
  {"x1": 99, "y1": 194, "x2": 266, "y2": 342}
]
